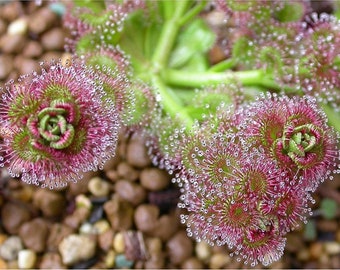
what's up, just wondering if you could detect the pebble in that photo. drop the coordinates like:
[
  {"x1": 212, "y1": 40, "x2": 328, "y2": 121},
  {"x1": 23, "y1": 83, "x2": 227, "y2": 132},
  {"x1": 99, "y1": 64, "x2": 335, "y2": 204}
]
[
  {"x1": 19, "y1": 218, "x2": 49, "y2": 253},
  {"x1": 0, "y1": 54, "x2": 13, "y2": 79},
  {"x1": 63, "y1": 207, "x2": 90, "y2": 229},
  {"x1": 1, "y1": 202, "x2": 32, "y2": 234},
  {"x1": 28, "y1": 7, "x2": 58, "y2": 34},
  {"x1": 309, "y1": 242, "x2": 323, "y2": 260},
  {"x1": 116, "y1": 162, "x2": 139, "y2": 181},
  {"x1": 0, "y1": 1, "x2": 22, "y2": 21},
  {"x1": 0, "y1": 19, "x2": 6, "y2": 36},
  {"x1": 317, "y1": 220, "x2": 338, "y2": 232},
  {"x1": 115, "y1": 180, "x2": 146, "y2": 206},
  {"x1": 115, "y1": 254, "x2": 134, "y2": 269},
  {"x1": 140, "y1": 168, "x2": 171, "y2": 191},
  {"x1": 324, "y1": 242, "x2": 340, "y2": 255},
  {"x1": 153, "y1": 213, "x2": 179, "y2": 241},
  {"x1": 126, "y1": 135, "x2": 151, "y2": 168},
  {"x1": 93, "y1": 219, "x2": 110, "y2": 234},
  {"x1": 104, "y1": 250, "x2": 116, "y2": 268},
  {"x1": 58, "y1": 234, "x2": 96, "y2": 265},
  {"x1": 209, "y1": 253, "x2": 231, "y2": 269},
  {"x1": 7, "y1": 18, "x2": 28, "y2": 35},
  {"x1": 75, "y1": 194, "x2": 92, "y2": 210},
  {"x1": 14, "y1": 56, "x2": 41, "y2": 75},
  {"x1": 113, "y1": 232, "x2": 125, "y2": 253},
  {"x1": 103, "y1": 155, "x2": 121, "y2": 171},
  {"x1": 67, "y1": 171, "x2": 94, "y2": 196},
  {"x1": 79, "y1": 222, "x2": 97, "y2": 235},
  {"x1": 98, "y1": 229, "x2": 114, "y2": 252},
  {"x1": 32, "y1": 188, "x2": 66, "y2": 217},
  {"x1": 181, "y1": 257, "x2": 204, "y2": 269},
  {"x1": 103, "y1": 195, "x2": 134, "y2": 230},
  {"x1": 47, "y1": 223, "x2": 74, "y2": 252},
  {"x1": 0, "y1": 258, "x2": 7, "y2": 269},
  {"x1": 124, "y1": 230, "x2": 148, "y2": 261},
  {"x1": 166, "y1": 231, "x2": 194, "y2": 265},
  {"x1": 88, "y1": 177, "x2": 110, "y2": 197},
  {"x1": 17, "y1": 249, "x2": 37, "y2": 269},
  {"x1": 41, "y1": 27, "x2": 66, "y2": 50},
  {"x1": 0, "y1": 236, "x2": 23, "y2": 261},
  {"x1": 195, "y1": 241, "x2": 212, "y2": 262},
  {"x1": 39, "y1": 252, "x2": 66, "y2": 269},
  {"x1": 134, "y1": 204, "x2": 159, "y2": 233},
  {"x1": 0, "y1": 33, "x2": 26, "y2": 53},
  {"x1": 0, "y1": 234, "x2": 7, "y2": 245},
  {"x1": 22, "y1": 40, "x2": 43, "y2": 58}
]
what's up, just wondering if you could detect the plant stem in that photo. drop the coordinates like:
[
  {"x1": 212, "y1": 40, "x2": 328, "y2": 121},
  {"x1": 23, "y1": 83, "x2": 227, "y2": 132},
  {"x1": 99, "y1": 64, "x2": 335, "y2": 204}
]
[
  {"x1": 162, "y1": 68, "x2": 266, "y2": 88},
  {"x1": 151, "y1": 75, "x2": 194, "y2": 129},
  {"x1": 151, "y1": 0, "x2": 190, "y2": 71}
]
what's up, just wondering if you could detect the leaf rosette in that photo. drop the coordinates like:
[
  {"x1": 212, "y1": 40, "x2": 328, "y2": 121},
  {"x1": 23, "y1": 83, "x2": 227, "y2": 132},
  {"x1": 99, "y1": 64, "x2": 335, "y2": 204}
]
[{"x1": 0, "y1": 62, "x2": 120, "y2": 188}]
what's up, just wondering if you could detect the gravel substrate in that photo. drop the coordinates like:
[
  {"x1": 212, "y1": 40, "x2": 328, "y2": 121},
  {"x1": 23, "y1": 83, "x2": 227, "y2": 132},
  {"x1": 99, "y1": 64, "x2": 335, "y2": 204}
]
[{"x1": 0, "y1": 1, "x2": 339, "y2": 269}]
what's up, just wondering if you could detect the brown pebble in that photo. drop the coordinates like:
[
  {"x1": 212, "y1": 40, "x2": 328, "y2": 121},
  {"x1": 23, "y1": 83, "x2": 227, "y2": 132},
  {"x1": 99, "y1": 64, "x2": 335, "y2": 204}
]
[
  {"x1": 103, "y1": 155, "x2": 121, "y2": 171},
  {"x1": 115, "y1": 180, "x2": 146, "y2": 206},
  {"x1": 23, "y1": 40, "x2": 43, "y2": 58},
  {"x1": 126, "y1": 135, "x2": 151, "y2": 168},
  {"x1": 28, "y1": 7, "x2": 58, "y2": 34},
  {"x1": 39, "y1": 252, "x2": 66, "y2": 269},
  {"x1": 166, "y1": 231, "x2": 193, "y2": 265},
  {"x1": 317, "y1": 220, "x2": 338, "y2": 232},
  {"x1": 63, "y1": 207, "x2": 90, "y2": 230},
  {"x1": 14, "y1": 56, "x2": 41, "y2": 75},
  {"x1": 1, "y1": 201, "x2": 32, "y2": 234},
  {"x1": 309, "y1": 242, "x2": 323, "y2": 260},
  {"x1": 116, "y1": 162, "x2": 139, "y2": 181},
  {"x1": 0, "y1": 1, "x2": 23, "y2": 21},
  {"x1": 33, "y1": 189, "x2": 66, "y2": 217},
  {"x1": 134, "y1": 204, "x2": 159, "y2": 233},
  {"x1": 98, "y1": 229, "x2": 114, "y2": 252},
  {"x1": 41, "y1": 28, "x2": 66, "y2": 51},
  {"x1": 286, "y1": 232, "x2": 305, "y2": 253},
  {"x1": 105, "y1": 170, "x2": 119, "y2": 182},
  {"x1": 40, "y1": 51, "x2": 63, "y2": 63},
  {"x1": 0, "y1": 258, "x2": 7, "y2": 269},
  {"x1": 209, "y1": 253, "x2": 231, "y2": 269},
  {"x1": 0, "y1": 34, "x2": 26, "y2": 54},
  {"x1": 181, "y1": 257, "x2": 204, "y2": 269},
  {"x1": 19, "y1": 218, "x2": 49, "y2": 253},
  {"x1": 103, "y1": 195, "x2": 134, "y2": 230},
  {"x1": 153, "y1": 213, "x2": 179, "y2": 241},
  {"x1": 67, "y1": 171, "x2": 96, "y2": 196},
  {"x1": 140, "y1": 167, "x2": 171, "y2": 191},
  {"x1": 47, "y1": 223, "x2": 74, "y2": 252},
  {"x1": 0, "y1": 54, "x2": 13, "y2": 80},
  {"x1": 144, "y1": 237, "x2": 165, "y2": 269},
  {"x1": 0, "y1": 18, "x2": 7, "y2": 36}
]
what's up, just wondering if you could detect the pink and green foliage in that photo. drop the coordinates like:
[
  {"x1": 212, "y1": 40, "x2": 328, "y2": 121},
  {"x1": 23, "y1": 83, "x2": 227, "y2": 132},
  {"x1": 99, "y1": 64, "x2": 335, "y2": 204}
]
[
  {"x1": 0, "y1": 61, "x2": 120, "y2": 188},
  {"x1": 178, "y1": 93, "x2": 337, "y2": 266}
]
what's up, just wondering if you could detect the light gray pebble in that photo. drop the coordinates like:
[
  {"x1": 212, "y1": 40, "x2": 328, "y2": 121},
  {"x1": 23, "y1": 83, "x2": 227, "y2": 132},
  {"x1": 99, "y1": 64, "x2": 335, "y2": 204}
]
[
  {"x1": 58, "y1": 234, "x2": 96, "y2": 265},
  {"x1": 0, "y1": 236, "x2": 23, "y2": 261}
]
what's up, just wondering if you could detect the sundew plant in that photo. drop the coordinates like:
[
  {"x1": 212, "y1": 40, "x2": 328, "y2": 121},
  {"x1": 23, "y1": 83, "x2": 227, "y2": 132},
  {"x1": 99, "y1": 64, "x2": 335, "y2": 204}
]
[{"x1": 1, "y1": 0, "x2": 340, "y2": 266}]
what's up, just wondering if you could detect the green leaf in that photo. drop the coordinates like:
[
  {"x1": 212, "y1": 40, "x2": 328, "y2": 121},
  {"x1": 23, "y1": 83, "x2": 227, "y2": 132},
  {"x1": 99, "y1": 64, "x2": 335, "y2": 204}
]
[
  {"x1": 303, "y1": 219, "x2": 317, "y2": 241},
  {"x1": 274, "y1": 2, "x2": 305, "y2": 22},
  {"x1": 320, "y1": 198, "x2": 338, "y2": 219},
  {"x1": 168, "y1": 18, "x2": 215, "y2": 69}
]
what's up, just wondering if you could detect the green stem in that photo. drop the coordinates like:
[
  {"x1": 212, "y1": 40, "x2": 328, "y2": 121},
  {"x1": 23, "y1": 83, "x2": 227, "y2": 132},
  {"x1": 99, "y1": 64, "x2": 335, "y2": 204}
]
[
  {"x1": 151, "y1": 0, "x2": 190, "y2": 71},
  {"x1": 321, "y1": 103, "x2": 340, "y2": 133},
  {"x1": 151, "y1": 75, "x2": 194, "y2": 130},
  {"x1": 178, "y1": 0, "x2": 207, "y2": 26},
  {"x1": 162, "y1": 68, "x2": 266, "y2": 88}
]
